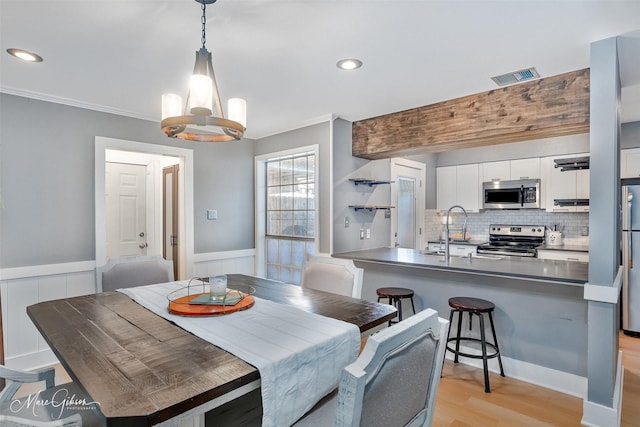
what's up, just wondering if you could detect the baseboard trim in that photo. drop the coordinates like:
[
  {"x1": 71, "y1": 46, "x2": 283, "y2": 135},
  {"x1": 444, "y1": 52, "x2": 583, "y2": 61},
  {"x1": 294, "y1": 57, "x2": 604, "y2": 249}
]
[
  {"x1": 444, "y1": 343, "x2": 587, "y2": 398},
  {"x1": 581, "y1": 351, "x2": 623, "y2": 427}
]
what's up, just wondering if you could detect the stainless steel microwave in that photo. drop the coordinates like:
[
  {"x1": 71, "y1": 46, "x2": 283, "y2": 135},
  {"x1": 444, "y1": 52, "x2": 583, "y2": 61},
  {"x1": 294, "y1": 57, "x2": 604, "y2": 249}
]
[{"x1": 482, "y1": 179, "x2": 541, "y2": 209}]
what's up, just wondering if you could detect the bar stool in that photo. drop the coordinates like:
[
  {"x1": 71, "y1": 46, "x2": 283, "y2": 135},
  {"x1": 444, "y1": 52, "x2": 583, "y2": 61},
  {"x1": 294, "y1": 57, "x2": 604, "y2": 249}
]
[
  {"x1": 445, "y1": 296, "x2": 505, "y2": 392},
  {"x1": 376, "y1": 287, "x2": 416, "y2": 325}
]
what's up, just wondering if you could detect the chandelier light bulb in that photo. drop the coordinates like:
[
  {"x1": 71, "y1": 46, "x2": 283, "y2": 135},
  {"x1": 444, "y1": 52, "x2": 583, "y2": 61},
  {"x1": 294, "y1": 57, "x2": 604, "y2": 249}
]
[{"x1": 189, "y1": 74, "x2": 214, "y2": 115}]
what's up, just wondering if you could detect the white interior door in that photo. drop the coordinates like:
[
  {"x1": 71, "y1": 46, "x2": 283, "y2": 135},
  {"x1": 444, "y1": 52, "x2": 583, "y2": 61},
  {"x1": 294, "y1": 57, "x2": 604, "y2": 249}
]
[
  {"x1": 391, "y1": 159, "x2": 426, "y2": 250},
  {"x1": 106, "y1": 162, "x2": 147, "y2": 258}
]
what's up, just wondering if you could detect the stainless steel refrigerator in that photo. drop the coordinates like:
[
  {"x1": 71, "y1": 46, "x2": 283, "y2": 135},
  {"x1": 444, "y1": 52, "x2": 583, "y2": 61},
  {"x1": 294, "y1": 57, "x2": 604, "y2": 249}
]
[{"x1": 623, "y1": 183, "x2": 640, "y2": 335}]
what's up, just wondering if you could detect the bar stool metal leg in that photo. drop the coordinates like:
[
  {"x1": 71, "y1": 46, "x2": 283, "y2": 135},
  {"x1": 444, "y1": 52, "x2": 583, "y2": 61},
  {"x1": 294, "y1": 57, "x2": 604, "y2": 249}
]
[
  {"x1": 488, "y1": 311, "x2": 505, "y2": 377},
  {"x1": 478, "y1": 312, "x2": 491, "y2": 392},
  {"x1": 454, "y1": 310, "x2": 463, "y2": 364}
]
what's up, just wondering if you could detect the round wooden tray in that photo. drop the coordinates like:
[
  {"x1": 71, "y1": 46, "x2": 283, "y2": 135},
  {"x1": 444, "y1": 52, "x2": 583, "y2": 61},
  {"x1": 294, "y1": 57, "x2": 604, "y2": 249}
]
[{"x1": 168, "y1": 292, "x2": 255, "y2": 316}]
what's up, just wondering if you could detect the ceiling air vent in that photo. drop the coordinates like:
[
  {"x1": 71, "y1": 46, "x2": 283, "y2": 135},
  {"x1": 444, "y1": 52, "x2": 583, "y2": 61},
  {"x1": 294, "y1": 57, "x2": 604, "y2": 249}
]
[{"x1": 491, "y1": 67, "x2": 540, "y2": 86}]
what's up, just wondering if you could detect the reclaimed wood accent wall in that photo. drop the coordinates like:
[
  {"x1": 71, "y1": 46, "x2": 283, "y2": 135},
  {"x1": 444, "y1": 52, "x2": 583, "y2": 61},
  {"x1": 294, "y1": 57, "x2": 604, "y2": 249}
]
[{"x1": 352, "y1": 68, "x2": 590, "y2": 159}]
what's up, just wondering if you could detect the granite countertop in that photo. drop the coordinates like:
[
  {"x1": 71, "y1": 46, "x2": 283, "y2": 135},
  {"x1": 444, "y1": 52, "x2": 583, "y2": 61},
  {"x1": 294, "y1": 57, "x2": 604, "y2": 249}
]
[
  {"x1": 537, "y1": 244, "x2": 589, "y2": 252},
  {"x1": 334, "y1": 247, "x2": 588, "y2": 285}
]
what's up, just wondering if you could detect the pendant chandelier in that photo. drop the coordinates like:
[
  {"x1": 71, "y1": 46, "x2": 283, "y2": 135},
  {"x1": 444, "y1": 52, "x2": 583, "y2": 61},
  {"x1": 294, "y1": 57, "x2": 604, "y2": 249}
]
[{"x1": 161, "y1": 0, "x2": 246, "y2": 142}]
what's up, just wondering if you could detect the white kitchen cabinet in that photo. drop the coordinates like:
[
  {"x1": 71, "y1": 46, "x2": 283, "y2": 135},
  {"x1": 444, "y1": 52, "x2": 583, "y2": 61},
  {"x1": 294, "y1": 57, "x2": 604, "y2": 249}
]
[
  {"x1": 481, "y1": 158, "x2": 541, "y2": 183},
  {"x1": 537, "y1": 249, "x2": 588, "y2": 262},
  {"x1": 456, "y1": 164, "x2": 481, "y2": 212},
  {"x1": 542, "y1": 153, "x2": 589, "y2": 212},
  {"x1": 511, "y1": 158, "x2": 541, "y2": 180},
  {"x1": 436, "y1": 166, "x2": 457, "y2": 211},
  {"x1": 436, "y1": 164, "x2": 480, "y2": 212},
  {"x1": 482, "y1": 161, "x2": 510, "y2": 182},
  {"x1": 621, "y1": 148, "x2": 640, "y2": 178},
  {"x1": 576, "y1": 169, "x2": 590, "y2": 212}
]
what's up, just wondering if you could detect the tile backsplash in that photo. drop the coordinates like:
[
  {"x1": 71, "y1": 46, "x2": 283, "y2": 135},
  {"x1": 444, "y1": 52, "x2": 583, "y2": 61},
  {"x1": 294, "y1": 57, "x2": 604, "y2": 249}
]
[{"x1": 424, "y1": 209, "x2": 589, "y2": 246}]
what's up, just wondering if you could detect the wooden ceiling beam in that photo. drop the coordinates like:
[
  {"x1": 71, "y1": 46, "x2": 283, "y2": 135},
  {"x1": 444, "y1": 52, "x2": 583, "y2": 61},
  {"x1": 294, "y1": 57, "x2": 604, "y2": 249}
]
[{"x1": 352, "y1": 68, "x2": 590, "y2": 159}]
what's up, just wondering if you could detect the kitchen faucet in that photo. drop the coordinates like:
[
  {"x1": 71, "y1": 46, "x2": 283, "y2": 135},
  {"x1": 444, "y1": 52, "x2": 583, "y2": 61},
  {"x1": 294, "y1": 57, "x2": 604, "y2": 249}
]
[{"x1": 445, "y1": 205, "x2": 468, "y2": 265}]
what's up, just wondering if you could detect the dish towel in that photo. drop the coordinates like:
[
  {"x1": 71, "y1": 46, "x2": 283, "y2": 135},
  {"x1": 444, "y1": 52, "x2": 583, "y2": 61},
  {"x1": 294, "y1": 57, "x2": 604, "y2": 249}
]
[{"x1": 119, "y1": 281, "x2": 360, "y2": 427}]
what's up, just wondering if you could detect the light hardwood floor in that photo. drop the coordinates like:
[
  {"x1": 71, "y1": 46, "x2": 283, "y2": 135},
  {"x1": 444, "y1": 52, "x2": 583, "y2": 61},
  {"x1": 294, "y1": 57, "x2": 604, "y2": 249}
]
[{"x1": 433, "y1": 331, "x2": 640, "y2": 426}]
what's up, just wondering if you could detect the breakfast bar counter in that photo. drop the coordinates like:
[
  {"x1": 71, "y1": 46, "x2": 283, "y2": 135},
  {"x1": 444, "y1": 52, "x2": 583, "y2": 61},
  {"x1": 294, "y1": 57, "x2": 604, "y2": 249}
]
[
  {"x1": 334, "y1": 247, "x2": 588, "y2": 285},
  {"x1": 333, "y1": 247, "x2": 590, "y2": 397}
]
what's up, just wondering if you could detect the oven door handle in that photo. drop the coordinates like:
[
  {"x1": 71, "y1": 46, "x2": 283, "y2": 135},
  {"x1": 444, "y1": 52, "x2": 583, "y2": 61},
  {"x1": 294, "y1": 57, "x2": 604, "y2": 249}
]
[{"x1": 520, "y1": 185, "x2": 525, "y2": 207}]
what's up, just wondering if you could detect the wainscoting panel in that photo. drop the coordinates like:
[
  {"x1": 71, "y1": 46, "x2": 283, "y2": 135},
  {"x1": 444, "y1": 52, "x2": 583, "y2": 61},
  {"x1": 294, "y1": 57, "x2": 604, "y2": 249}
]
[
  {"x1": 0, "y1": 263, "x2": 97, "y2": 370},
  {"x1": 192, "y1": 249, "x2": 256, "y2": 279}
]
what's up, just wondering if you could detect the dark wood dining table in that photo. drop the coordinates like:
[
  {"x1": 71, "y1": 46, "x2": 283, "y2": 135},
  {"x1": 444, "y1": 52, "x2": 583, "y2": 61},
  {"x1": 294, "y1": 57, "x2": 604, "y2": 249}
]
[{"x1": 26, "y1": 274, "x2": 397, "y2": 426}]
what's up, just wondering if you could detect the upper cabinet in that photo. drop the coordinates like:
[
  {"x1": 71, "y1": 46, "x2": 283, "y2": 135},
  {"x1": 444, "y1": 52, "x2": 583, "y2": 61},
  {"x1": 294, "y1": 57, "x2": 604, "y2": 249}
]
[
  {"x1": 436, "y1": 164, "x2": 481, "y2": 212},
  {"x1": 482, "y1": 161, "x2": 510, "y2": 182},
  {"x1": 481, "y1": 158, "x2": 541, "y2": 182},
  {"x1": 511, "y1": 158, "x2": 541, "y2": 180},
  {"x1": 541, "y1": 153, "x2": 589, "y2": 212},
  {"x1": 621, "y1": 148, "x2": 640, "y2": 179}
]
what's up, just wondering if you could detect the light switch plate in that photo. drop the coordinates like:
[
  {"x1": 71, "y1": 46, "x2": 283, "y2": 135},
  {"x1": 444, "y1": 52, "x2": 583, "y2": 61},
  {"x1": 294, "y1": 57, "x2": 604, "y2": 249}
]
[{"x1": 207, "y1": 209, "x2": 218, "y2": 220}]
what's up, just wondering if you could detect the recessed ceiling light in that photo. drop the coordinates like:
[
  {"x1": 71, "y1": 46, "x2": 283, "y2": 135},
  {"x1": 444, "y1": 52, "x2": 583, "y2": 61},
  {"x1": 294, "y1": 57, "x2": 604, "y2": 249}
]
[
  {"x1": 6, "y1": 48, "x2": 43, "y2": 62},
  {"x1": 336, "y1": 58, "x2": 362, "y2": 71}
]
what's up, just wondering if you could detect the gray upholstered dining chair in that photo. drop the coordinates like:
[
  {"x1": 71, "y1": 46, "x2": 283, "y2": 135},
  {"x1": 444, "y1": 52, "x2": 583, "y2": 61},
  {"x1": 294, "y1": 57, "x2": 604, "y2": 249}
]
[
  {"x1": 95, "y1": 255, "x2": 174, "y2": 293},
  {"x1": 300, "y1": 256, "x2": 364, "y2": 298},
  {"x1": 293, "y1": 308, "x2": 449, "y2": 427}
]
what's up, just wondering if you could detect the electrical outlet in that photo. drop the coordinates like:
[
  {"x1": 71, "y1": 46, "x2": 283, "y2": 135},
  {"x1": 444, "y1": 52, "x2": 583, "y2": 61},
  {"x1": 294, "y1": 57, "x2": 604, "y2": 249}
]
[
  {"x1": 207, "y1": 209, "x2": 218, "y2": 220},
  {"x1": 360, "y1": 229, "x2": 365, "y2": 240},
  {"x1": 581, "y1": 226, "x2": 589, "y2": 236},
  {"x1": 366, "y1": 228, "x2": 371, "y2": 239}
]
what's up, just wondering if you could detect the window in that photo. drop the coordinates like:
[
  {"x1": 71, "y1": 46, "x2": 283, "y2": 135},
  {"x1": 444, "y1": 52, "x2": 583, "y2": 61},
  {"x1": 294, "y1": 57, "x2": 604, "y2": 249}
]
[{"x1": 265, "y1": 152, "x2": 316, "y2": 284}]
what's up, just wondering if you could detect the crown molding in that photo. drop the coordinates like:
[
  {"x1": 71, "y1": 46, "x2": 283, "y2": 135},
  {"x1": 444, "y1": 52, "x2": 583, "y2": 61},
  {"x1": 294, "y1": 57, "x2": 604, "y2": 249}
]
[{"x1": 0, "y1": 86, "x2": 157, "y2": 123}]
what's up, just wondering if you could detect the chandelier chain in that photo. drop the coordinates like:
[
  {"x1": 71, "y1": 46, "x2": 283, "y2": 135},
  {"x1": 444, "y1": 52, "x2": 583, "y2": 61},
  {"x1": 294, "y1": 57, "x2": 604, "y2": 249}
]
[{"x1": 201, "y1": 1, "x2": 207, "y2": 48}]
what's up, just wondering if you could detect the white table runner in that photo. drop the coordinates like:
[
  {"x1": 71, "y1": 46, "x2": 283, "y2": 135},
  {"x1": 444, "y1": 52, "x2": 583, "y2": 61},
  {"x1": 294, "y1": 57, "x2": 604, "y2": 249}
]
[{"x1": 119, "y1": 281, "x2": 360, "y2": 427}]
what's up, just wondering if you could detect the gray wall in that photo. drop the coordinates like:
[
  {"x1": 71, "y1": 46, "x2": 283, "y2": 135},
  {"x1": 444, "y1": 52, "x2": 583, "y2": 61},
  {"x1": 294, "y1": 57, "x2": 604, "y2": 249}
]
[
  {"x1": 435, "y1": 133, "x2": 591, "y2": 167},
  {"x1": 255, "y1": 121, "x2": 332, "y2": 254},
  {"x1": 0, "y1": 93, "x2": 255, "y2": 268}
]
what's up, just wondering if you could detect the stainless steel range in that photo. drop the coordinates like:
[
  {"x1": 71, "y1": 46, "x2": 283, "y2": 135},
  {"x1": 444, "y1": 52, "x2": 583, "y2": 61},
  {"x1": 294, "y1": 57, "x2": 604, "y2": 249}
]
[{"x1": 477, "y1": 224, "x2": 545, "y2": 257}]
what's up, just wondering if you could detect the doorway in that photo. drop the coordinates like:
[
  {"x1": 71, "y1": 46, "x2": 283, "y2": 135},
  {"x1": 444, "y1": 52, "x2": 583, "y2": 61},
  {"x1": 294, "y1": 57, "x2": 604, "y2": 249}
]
[
  {"x1": 163, "y1": 164, "x2": 179, "y2": 280},
  {"x1": 390, "y1": 158, "x2": 426, "y2": 250},
  {"x1": 95, "y1": 137, "x2": 194, "y2": 280}
]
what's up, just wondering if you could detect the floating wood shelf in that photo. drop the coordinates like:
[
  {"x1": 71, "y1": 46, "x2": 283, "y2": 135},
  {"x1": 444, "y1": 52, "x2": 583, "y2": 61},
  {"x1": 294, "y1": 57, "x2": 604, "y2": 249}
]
[
  {"x1": 349, "y1": 205, "x2": 395, "y2": 212},
  {"x1": 349, "y1": 179, "x2": 394, "y2": 187},
  {"x1": 554, "y1": 156, "x2": 590, "y2": 171},
  {"x1": 554, "y1": 198, "x2": 590, "y2": 207}
]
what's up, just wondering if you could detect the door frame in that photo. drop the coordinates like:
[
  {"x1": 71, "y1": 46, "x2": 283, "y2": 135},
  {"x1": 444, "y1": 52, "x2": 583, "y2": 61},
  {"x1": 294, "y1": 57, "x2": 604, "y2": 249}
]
[
  {"x1": 390, "y1": 158, "x2": 426, "y2": 250},
  {"x1": 95, "y1": 136, "x2": 194, "y2": 278}
]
